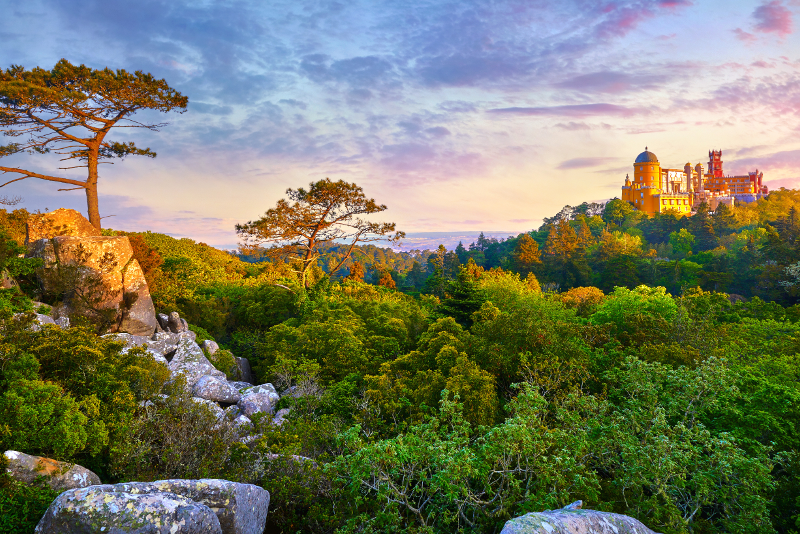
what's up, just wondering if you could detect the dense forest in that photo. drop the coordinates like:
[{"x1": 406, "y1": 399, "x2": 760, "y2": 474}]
[{"x1": 3, "y1": 189, "x2": 800, "y2": 533}]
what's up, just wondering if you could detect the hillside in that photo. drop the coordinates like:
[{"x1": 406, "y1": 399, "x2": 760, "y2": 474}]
[{"x1": 2, "y1": 195, "x2": 800, "y2": 533}]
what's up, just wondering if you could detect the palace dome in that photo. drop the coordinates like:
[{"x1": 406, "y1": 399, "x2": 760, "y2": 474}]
[{"x1": 635, "y1": 148, "x2": 658, "y2": 163}]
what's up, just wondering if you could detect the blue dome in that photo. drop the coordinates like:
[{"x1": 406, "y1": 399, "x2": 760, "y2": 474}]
[{"x1": 635, "y1": 149, "x2": 658, "y2": 163}]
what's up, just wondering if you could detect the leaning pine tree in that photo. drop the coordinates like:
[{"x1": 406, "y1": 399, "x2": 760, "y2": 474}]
[
  {"x1": 0, "y1": 59, "x2": 188, "y2": 229},
  {"x1": 237, "y1": 178, "x2": 404, "y2": 289}
]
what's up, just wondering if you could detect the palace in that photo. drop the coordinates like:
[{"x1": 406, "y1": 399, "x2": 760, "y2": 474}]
[{"x1": 621, "y1": 148, "x2": 768, "y2": 215}]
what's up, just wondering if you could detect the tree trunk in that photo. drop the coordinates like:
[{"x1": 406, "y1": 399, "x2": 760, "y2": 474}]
[{"x1": 86, "y1": 151, "x2": 101, "y2": 229}]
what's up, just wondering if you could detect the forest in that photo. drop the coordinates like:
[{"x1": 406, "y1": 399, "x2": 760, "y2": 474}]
[{"x1": 2, "y1": 186, "x2": 800, "y2": 534}]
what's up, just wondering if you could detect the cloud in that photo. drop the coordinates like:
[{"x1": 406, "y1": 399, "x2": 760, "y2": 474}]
[
  {"x1": 488, "y1": 103, "x2": 648, "y2": 118},
  {"x1": 728, "y1": 148, "x2": 800, "y2": 175},
  {"x1": 753, "y1": 1, "x2": 793, "y2": 36},
  {"x1": 733, "y1": 28, "x2": 758, "y2": 42},
  {"x1": 558, "y1": 157, "x2": 620, "y2": 170},
  {"x1": 555, "y1": 71, "x2": 667, "y2": 94}
]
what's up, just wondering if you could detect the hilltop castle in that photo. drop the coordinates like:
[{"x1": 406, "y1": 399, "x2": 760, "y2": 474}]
[{"x1": 621, "y1": 148, "x2": 768, "y2": 215}]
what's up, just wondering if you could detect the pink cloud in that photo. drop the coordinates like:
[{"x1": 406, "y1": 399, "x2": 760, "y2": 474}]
[
  {"x1": 753, "y1": 1, "x2": 793, "y2": 36},
  {"x1": 733, "y1": 28, "x2": 758, "y2": 42}
]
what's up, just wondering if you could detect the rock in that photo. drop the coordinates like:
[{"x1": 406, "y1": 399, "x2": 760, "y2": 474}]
[
  {"x1": 148, "y1": 331, "x2": 182, "y2": 356},
  {"x1": 30, "y1": 313, "x2": 56, "y2": 331},
  {"x1": 35, "y1": 485, "x2": 222, "y2": 534},
  {"x1": 272, "y1": 408, "x2": 290, "y2": 426},
  {"x1": 168, "y1": 311, "x2": 187, "y2": 333},
  {"x1": 193, "y1": 375, "x2": 242, "y2": 403},
  {"x1": 242, "y1": 383, "x2": 279, "y2": 398},
  {"x1": 54, "y1": 316, "x2": 69, "y2": 329},
  {"x1": 4, "y1": 450, "x2": 100, "y2": 492},
  {"x1": 235, "y1": 357, "x2": 254, "y2": 384},
  {"x1": 224, "y1": 405, "x2": 243, "y2": 418},
  {"x1": 499, "y1": 507, "x2": 661, "y2": 534},
  {"x1": 25, "y1": 208, "x2": 100, "y2": 246},
  {"x1": 37, "y1": 478, "x2": 269, "y2": 534},
  {"x1": 191, "y1": 397, "x2": 225, "y2": 420},
  {"x1": 202, "y1": 339, "x2": 220, "y2": 355},
  {"x1": 238, "y1": 391, "x2": 279, "y2": 418},
  {"x1": 229, "y1": 381, "x2": 254, "y2": 391},
  {"x1": 119, "y1": 259, "x2": 158, "y2": 336},
  {"x1": 232, "y1": 414, "x2": 254, "y2": 434},
  {"x1": 169, "y1": 339, "x2": 226, "y2": 390},
  {"x1": 157, "y1": 313, "x2": 170, "y2": 331},
  {"x1": 27, "y1": 233, "x2": 157, "y2": 336}
]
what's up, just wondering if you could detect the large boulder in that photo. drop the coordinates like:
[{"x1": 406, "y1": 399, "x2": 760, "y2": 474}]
[
  {"x1": 118, "y1": 258, "x2": 158, "y2": 335},
  {"x1": 27, "y1": 231, "x2": 158, "y2": 336},
  {"x1": 169, "y1": 339, "x2": 226, "y2": 390},
  {"x1": 193, "y1": 375, "x2": 242, "y2": 403},
  {"x1": 35, "y1": 479, "x2": 270, "y2": 534},
  {"x1": 499, "y1": 503, "x2": 660, "y2": 534},
  {"x1": 238, "y1": 392, "x2": 279, "y2": 418},
  {"x1": 35, "y1": 485, "x2": 222, "y2": 534},
  {"x1": 25, "y1": 208, "x2": 100, "y2": 245},
  {"x1": 4, "y1": 450, "x2": 100, "y2": 492}
]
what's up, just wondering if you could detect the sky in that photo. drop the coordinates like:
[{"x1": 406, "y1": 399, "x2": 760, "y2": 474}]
[{"x1": 2, "y1": 0, "x2": 800, "y2": 250}]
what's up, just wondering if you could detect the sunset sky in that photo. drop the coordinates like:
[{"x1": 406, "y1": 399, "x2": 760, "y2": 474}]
[{"x1": 2, "y1": 0, "x2": 800, "y2": 249}]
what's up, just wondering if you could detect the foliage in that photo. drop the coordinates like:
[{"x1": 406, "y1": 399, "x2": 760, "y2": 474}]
[
  {"x1": 111, "y1": 389, "x2": 245, "y2": 481},
  {"x1": 0, "y1": 468, "x2": 61, "y2": 534},
  {"x1": 236, "y1": 178, "x2": 404, "y2": 287}
]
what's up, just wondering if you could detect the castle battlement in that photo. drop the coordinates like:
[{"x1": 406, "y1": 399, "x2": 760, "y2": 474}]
[{"x1": 621, "y1": 148, "x2": 768, "y2": 215}]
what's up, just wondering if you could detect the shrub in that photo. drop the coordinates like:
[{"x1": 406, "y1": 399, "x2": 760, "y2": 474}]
[{"x1": 0, "y1": 468, "x2": 60, "y2": 534}]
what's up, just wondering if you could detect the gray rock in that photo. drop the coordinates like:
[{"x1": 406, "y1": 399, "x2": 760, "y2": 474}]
[
  {"x1": 238, "y1": 392, "x2": 279, "y2": 418},
  {"x1": 168, "y1": 311, "x2": 187, "y2": 333},
  {"x1": 233, "y1": 414, "x2": 254, "y2": 434},
  {"x1": 224, "y1": 405, "x2": 243, "y2": 419},
  {"x1": 169, "y1": 339, "x2": 226, "y2": 390},
  {"x1": 54, "y1": 316, "x2": 70, "y2": 329},
  {"x1": 272, "y1": 408, "x2": 291, "y2": 426},
  {"x1": 235, "y1": 357, "x2": 254, "y2": 384},
  {"x1": 29, "y1": 313, "x2": 56, "y2": 331},
  {"x1": 35, "y1": 485, "x2": 222, "y2": 534},
  {"x1": 111, "y1": 479, "x2": 268, "y2": 534},
  {"x1": 229, "y1": 381, "x2": 254, "y2": 392},
  {"x1": 202, "y1": 339, "x2": 220, "y2": 355},
  {"x1": 103, "y1": 332, "x2": 152, "y2": 348},
  {"x1": 157, "y1": 313, "x2": 170, "y2": 331},
  {"x1": 191, "y1": 397, "x2": 225, "y2": 420},
  {"x1": 193, "y1": 375, "x2": 242, "y2": 403},
  {"x1": 242, "y1": 383, "x2": 279, "y2": 398},
  {"x1": 179, "y1": 330, "x2": 197, "y2": 342},
  {"x1": 148, "y1": 331, "x2": 181, "y2": 355},
  {"x1": 499, "y1": 507, "x2": 661, "y2": 534},
  {"x1": 4, "y1": 450, "x2": 100, "y2": 492}
]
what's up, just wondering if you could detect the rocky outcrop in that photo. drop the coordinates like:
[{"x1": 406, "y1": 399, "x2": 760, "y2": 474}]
[
  {"x1": 26, "y1": 210, "x2": 158, "y2": 336},
  {"x1": 4, "y1": 450, "x2": 100, "y2": 492},
  {"x1": 499, "y1": 502, "x2": 660, "y2": 534},
  {"x1": 25, "y1": 208, "x2": 100, "y2": 245},
  {"x1": 170, "y1": 339, "x2": 227, "y2": 390},
  {"x1": 35, "y1": 478, "x2": 270, "y2": 534}
]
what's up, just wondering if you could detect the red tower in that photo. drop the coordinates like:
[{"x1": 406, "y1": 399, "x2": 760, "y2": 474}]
[{"x1": 708, "y1": 150, "x2": 723, "y2": 178}]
